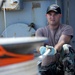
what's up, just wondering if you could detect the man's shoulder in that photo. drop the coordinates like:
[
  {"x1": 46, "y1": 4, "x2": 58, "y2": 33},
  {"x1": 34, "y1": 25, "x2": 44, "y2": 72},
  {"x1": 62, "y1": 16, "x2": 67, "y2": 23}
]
[
  {"x1": 60, "y1": 24, "x2": 73, "y2": 29},
  {"x1": 36, "y1": 26, "x2": 48, "y2": 31},
  {"x1": 35, "y1": 26, "x2": 48, "y2": 36}
]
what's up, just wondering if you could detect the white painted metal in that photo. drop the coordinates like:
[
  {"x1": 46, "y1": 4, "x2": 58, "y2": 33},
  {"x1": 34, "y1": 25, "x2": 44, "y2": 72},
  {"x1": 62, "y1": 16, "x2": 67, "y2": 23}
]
[
  {"x1": 0, "y1": 58, "x2": 38, "y2": 75},
  {"x1": 0, "y1": 37, "x2": 47, "y2": 54},
  {"x1": 0, "y1": 37, "x2": 47, "y2": 45}
]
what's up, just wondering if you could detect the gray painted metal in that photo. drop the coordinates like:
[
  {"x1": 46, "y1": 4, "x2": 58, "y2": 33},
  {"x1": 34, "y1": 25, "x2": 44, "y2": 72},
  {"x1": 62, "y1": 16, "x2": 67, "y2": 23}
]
[{"x1": 0, "y1": 0, "x2": 56, "y2": 35}]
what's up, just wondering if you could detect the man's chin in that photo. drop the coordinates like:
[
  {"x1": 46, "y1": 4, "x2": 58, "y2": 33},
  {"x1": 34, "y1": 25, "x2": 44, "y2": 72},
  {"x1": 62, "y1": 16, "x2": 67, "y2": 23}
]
[{"x1": 50, "y1": 23, "x2": 56, "y2": 26}]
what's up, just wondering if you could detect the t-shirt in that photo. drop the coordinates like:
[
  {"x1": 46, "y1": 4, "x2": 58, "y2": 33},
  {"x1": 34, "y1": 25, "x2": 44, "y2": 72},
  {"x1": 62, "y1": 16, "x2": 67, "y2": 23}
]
[{"x1": 35, "y1": 24, "x2": 73, "y2": 46}]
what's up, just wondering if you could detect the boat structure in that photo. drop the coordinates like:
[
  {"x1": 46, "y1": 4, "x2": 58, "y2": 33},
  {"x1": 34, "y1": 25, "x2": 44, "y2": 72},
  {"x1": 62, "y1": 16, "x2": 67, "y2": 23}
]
[{"x1": 0, "y1": 0, "x2": 75, "y2": 75}]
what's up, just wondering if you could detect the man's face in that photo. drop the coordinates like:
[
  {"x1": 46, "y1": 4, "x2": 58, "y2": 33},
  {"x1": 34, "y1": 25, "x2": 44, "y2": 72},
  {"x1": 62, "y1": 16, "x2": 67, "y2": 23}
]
[{"x1": 46, "y1": 11, "x2": 62, "y2": 26}]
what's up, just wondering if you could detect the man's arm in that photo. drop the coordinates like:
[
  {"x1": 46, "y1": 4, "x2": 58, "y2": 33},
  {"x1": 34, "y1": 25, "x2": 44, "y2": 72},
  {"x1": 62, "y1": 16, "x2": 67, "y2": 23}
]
[{"x1": 54, "y1": 34, "x2": 72, "y2": 52}]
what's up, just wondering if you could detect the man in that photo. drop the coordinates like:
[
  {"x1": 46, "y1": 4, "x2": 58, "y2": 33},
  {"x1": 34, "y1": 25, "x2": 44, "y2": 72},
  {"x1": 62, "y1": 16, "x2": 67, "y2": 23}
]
[{"x1": 35, "y1": 4, "x2": 73, "y2": 75}]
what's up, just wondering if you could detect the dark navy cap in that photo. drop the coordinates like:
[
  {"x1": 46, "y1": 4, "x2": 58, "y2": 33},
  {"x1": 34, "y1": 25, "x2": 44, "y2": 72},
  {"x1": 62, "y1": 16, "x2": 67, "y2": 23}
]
[{"x1": 46, "y1": 4, "x2": 61, "y2": 14}]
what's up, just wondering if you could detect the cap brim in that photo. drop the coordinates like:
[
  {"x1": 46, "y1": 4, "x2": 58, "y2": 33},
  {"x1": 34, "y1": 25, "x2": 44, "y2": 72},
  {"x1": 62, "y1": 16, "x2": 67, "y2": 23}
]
[{"x1": 47, "y1": 9, "x2": 57, "y2": 13}]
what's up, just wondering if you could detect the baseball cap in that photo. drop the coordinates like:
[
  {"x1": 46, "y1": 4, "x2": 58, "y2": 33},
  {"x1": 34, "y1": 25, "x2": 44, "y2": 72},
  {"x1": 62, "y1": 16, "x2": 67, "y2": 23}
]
[{"x1": 46, "y1": 4, "x2": 61, "y2": 14}]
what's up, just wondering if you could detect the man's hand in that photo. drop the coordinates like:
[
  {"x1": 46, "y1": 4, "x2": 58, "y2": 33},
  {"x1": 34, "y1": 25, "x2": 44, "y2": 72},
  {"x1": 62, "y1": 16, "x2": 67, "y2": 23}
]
[
  {"x1": 39, "y1": 45, "x2": 57, "y2": 55},
  {"x1": 39, "y1": 46, "x2": 46, "y2": 55},
  {"x1": 63, "y1": 44, "x2": 72, "y2": 53},
  {"x1": 46, "y1": 45, "x2": 57, "y2": 55}
]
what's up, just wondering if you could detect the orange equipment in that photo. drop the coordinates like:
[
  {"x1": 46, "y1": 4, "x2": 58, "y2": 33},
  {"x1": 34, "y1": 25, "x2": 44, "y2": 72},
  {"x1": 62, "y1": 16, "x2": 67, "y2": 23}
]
[{"x1": 0, "y1": 46, "x2": 34, "y2": 66}]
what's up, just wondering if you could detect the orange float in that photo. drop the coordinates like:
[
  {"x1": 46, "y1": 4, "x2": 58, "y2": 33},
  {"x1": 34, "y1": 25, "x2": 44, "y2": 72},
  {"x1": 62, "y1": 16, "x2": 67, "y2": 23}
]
[{"x1": 0, "y1": 46, "x2": 34, "y2": 66}]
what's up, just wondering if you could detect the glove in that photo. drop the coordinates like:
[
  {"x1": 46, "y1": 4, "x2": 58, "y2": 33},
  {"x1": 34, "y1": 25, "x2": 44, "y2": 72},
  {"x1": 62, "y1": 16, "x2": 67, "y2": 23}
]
[
  {"x1": 46, "y1": 46, "x2": 56, "y2": 55},
  {"x1": 63, "y1": 44, "x2": 69, "y2": 51},
  {"x1": 38, "y1": 46, "x2": 56, "y2": 62},
  {"x1": 63, "y1": 44, "x2": 71, "y2": 53},
  {"x1": 39, "y1": 46, "x2": 46, "y2": 55},
  {"x1": 39, "y1": 45, "x2": 56, "y2": 55}
]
